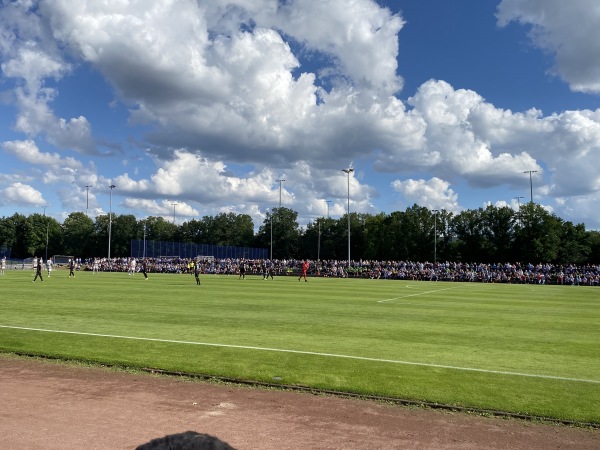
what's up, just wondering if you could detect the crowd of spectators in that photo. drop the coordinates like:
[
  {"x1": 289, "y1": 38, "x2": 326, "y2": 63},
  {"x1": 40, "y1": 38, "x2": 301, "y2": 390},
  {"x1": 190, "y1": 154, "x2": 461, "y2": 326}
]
[{"x1": 77, "y1": 257, "x2": 600, "y2": 286}]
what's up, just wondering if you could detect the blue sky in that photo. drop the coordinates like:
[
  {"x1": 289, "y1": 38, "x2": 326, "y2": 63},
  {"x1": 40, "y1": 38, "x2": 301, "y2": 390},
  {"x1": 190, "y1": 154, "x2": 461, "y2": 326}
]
[{"x1": 1, "y1": 0, "x2": 599, "y2": 230}]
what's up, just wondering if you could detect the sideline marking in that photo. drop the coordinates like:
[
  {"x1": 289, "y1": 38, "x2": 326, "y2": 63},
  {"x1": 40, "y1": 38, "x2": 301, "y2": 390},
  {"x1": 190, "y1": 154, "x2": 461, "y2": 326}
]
[
  {"x1": 378, "y1": 285, "x2": 462, "y2": 303},
  {"x1": 1, "y1": 325, "x2": 598, "y2": 384}
]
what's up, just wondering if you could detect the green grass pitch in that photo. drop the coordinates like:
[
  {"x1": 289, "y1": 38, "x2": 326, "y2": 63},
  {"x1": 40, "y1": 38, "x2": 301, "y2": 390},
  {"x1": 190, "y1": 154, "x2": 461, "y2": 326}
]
[{"x1": 1, "y1": 269, "x2": 599, "y2": 423}]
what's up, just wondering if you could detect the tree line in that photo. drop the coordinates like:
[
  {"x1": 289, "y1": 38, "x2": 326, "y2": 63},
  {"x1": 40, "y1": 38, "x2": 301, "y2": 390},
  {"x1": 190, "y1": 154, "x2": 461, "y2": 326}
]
[{"x1": 1, "y1": 203, "x2": 599, "y2": 264}]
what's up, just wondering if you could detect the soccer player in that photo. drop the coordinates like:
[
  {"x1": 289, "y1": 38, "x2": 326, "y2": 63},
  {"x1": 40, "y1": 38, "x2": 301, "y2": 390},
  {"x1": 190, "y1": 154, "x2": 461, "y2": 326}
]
[
  {"x1": 194, "y1": 262, "x2": 201, "y2": 285},
  {"x1": 298, "y1": 260, "x2": 309, "y2": 282},
  {"x1": 141, "y1": 259, "x2": 148, "y2": 280},
  {"x1": 1, "y1": 256, "x2": 6, "y2": 275},
  {"x1": 46, "y1": 258, "x2": 53, "y2": 277},
  {"x1": 239, "y1": 260, "x2": 246, "y2": 279},
  {"x1": 32, "y1": 257, "x2": 44, "y2": 282},
  {"x1": 69, "y1": 258, "x2": 75, "y2": 277}
]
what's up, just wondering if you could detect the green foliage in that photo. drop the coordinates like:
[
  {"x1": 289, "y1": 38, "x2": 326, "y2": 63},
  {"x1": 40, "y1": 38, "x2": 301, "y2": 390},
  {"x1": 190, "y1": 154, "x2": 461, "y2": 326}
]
[
  {"x1": 63, "y1": 212, "x2": 94, "y2": 257},
  {"x1": 1, "y1": 271, "x2": 599, "y2": 423},
  {"x1": 0, "y1": 203, "x2": 598, "y2": 262}
]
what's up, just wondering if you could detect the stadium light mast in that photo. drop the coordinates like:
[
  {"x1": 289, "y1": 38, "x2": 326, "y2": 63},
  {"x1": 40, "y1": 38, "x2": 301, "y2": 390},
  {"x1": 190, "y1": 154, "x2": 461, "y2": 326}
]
[
  {"x1": 317, "y1": 218, "x2": 321, "y2": 262},
  {"x1": 524, "y1": 170, "x2": 537, "y2": 203},
  {"x1": 45, "y1": 217, "x2": 49, "y2": 262},
  {"x1": 269, "y1": 209, "x2": 273, "y2": 260},
  {"x1": 432, "y1": 209, "x2": 439, "y2": 264},
  {"x1": 324, "y1": 199, "x2": 331, "y2": 218},
  {"x1": 85, "y1": 185, "x2": 92, "y2": 216},
  {"x1": 513, "y1": 196, "x2": 524, "y2": 226},
  {"x1": 171, "y1": 202, "x2": 178, "y2": 224},
  {"x1": 108, "y1": 184, "x2": 116, "y2": 265},
  {"x1": 276, "y1": 179, "x2": 285, "y2": 208},
  {"x1": 342, "y1": 168, "x2": 354, "y2": 271}
]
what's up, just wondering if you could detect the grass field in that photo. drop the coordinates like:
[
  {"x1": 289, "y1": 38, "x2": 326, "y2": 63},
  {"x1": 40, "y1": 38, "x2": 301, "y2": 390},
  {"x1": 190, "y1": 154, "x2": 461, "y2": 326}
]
[{"x1": 1, "y1": 269, "x2": 599, "y2": 424}]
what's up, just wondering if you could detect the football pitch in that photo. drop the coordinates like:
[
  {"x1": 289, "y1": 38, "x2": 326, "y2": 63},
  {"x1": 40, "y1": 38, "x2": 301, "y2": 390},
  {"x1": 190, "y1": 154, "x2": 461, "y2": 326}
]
[{"x1": 1, "y1": 269, "x2": 599, "y2": 424}]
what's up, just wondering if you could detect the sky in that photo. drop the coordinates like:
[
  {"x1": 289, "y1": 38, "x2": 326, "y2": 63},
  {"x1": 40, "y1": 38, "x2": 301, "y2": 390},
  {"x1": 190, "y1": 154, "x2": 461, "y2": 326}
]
[{"x1": 1, "y1": 0, "x2": 599, "y2": 231}]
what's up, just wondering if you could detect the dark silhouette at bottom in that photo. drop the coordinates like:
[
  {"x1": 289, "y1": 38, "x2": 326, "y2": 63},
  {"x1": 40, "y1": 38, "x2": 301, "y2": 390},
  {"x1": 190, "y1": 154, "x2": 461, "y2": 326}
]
[{"x1": 136, "y1": 431, "x2": 236, "y2": 450}]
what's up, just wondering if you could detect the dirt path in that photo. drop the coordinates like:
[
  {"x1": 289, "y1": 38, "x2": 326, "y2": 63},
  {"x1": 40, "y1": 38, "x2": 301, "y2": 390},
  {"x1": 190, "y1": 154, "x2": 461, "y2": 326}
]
[{"x1": 1, "y1": 355, "x2": 598, "y2": 449}]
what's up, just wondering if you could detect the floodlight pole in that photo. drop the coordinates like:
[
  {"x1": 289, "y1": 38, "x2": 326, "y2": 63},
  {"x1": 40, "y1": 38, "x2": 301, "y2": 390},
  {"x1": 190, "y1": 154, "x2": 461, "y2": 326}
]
[
  {"x1": 324, "y1": 199, "x2": 331, "y2": 218},
  {"x1": 85, "y1": 185, "x2": 92, "y2": 216},
  {"x1": 432, "y1": 210, "x2": 439, "y2": 264},
  {"x1": 276, "y1": 179, "x2": 285, "y2": 208},
  {"x1": 317, "y1": 218, "x2": 321, "y2": 262},
  {"x1": 524, "y1": 170, "x2": 537, "y2": 204},
  {"x1": 342, "y1": 168, "x2": 354, "y2": 271},
  {"x1": 171, "y1": 202, "x2": 178, "y2": 224},
  {"x1": 513, "y1": 196, "x2": 524, "y2": 226},
  {"x1": 108, "y1": 184, "x2": 115, "y2": 264},
  {"x1": 45, "y1": 221, "x2": 49, "y2": 262},
  {"x1": 269, "y1": 209, "x2": 273, "y2": 260}
]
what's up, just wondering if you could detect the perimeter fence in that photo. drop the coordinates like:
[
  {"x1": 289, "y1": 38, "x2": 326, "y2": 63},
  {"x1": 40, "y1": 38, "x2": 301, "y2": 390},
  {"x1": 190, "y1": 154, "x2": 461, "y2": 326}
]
[{"x1": 130, "y1": 239, "x2": 268, "y2": 260}]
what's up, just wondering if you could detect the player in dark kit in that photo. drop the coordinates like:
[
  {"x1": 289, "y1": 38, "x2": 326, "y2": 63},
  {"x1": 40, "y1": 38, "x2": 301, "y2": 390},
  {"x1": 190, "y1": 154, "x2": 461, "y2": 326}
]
[
  {"x1": 141, "y1": 259, "x2": 148, "y2": 280},
  {"x1": 32, "y1": 258, "x2": 44, "y2": 282},
  {"x1": 69, "y1": 258, "x2": 75, "y2": 277},
  {"x1": 194, "y1": 263, "x2": 201, "y2": 285}
]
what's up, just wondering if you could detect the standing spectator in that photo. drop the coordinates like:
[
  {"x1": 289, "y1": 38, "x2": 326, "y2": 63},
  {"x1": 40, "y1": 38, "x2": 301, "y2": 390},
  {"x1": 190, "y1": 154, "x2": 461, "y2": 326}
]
[{"x1": 33, "y1": 257, "x2": 44, "y2": 282}]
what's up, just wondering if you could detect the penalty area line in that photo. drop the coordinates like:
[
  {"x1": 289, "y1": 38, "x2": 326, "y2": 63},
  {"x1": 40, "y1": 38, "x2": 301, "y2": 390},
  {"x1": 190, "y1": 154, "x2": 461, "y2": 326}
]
[
  {"x1": 1, "y1": 324, "x2": 598, "y2": 384},
  {"x1": 378, "y1": 285, "x2": 463, "y2": 303}
]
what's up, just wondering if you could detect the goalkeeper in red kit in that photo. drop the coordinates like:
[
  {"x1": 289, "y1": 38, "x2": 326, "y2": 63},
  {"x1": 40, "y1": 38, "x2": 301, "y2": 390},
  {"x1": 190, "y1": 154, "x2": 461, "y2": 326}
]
[{"x1": 298, "y1": 260, "x2": 309, "y2": 282}]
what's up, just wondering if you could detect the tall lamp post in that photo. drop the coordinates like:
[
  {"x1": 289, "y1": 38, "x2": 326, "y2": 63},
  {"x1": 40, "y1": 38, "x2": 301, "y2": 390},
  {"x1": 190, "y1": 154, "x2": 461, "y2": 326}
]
[
  {"x1": 513, "y1": 196, "x2": 524, "y2": 226},
  {"x1": 45, "y1": 219, "x2": 49, "y2": 262},
  {"x1": 342, "y1": 168, "x2": 354, "y2": 270},
  {"x1": 276, "y1": 179, "x2": 285, "y2": 208},
  {"x1": 324, "y1": 199, "x2": 331, "y2": 218},
  {"x1": 317, "y1": 218, "x2": 321, "y2": 262},
  {"x1": 432, "y1": 209, "x2": 439, "y2": 264},
  {"x1": 108, "y1": 184, "x2": 115, "y2": 265},
  {"x1": 524, "y1": 170, "x2": 537, "y2": 203},
  {"x1": 171, "y1": 202, "x2": 178, "y2": 224},
  {"x1": 85, "y1": 185, "x2": 92, "y2": 216},
  {"x1": 269, "y1": 209, "x2": 273, "y2": 260}
]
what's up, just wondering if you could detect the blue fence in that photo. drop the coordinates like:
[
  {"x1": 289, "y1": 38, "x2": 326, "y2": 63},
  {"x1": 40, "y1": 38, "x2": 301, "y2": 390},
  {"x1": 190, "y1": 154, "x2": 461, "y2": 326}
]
[{"x1": 130, "y1": 239, "x2": 268, "y2": 260}]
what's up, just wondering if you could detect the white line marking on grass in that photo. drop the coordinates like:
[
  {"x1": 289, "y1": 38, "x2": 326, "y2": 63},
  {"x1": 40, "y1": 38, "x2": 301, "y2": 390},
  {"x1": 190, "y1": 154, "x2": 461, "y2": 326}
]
[
  {"x1": 1, "y1": 324, "x2": 598, "y2": 384},
  {"x1": 378, "y1": 285, "x2": 462, "y2": 303}
]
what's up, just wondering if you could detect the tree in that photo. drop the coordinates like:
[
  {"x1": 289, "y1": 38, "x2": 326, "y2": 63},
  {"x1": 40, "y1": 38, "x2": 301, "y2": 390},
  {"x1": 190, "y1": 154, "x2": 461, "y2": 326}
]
[
  {"x1": 257, "y1": 207, "x2": 301, "y2": 259},
  {"x1": 587, "y1": 231, "x2": 600, "y2": 264},
  {"x1": 144, "y1": 216, "x2": 177, "y2": 242},
  {"x1": 178, "y1": 219, "x2": 208, "y2": 244},
  {"x1": 63, "y1": 212, "x2": 94, "y2": 257},
  {"x1": 403, "y1": 205, "x2": 436, "y2": 261},
  {"x1": 481, "y1": 205, "x2": 517, "y2": 262},
  {"x1": 557, "y1": 222, "x2": 590, "y2": 265},
  {"x1": 362, "y1": 213, "x2": 387, "y2": 260},
  {"x1": 513, "y1": 203, "x2": 561, "y2": 263},
  {"x1": 450, "y1": 209, "x2": 486, "y2": 261},
  {"x1": 112, "y1": 214, "x2": 138, "y2": 257},
  {"x1": 0, "y1": 215, "x2": 18, "y2": 258},
  {"x1": 2, "y1": 213, "x2": 33, "y2": 259}
]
